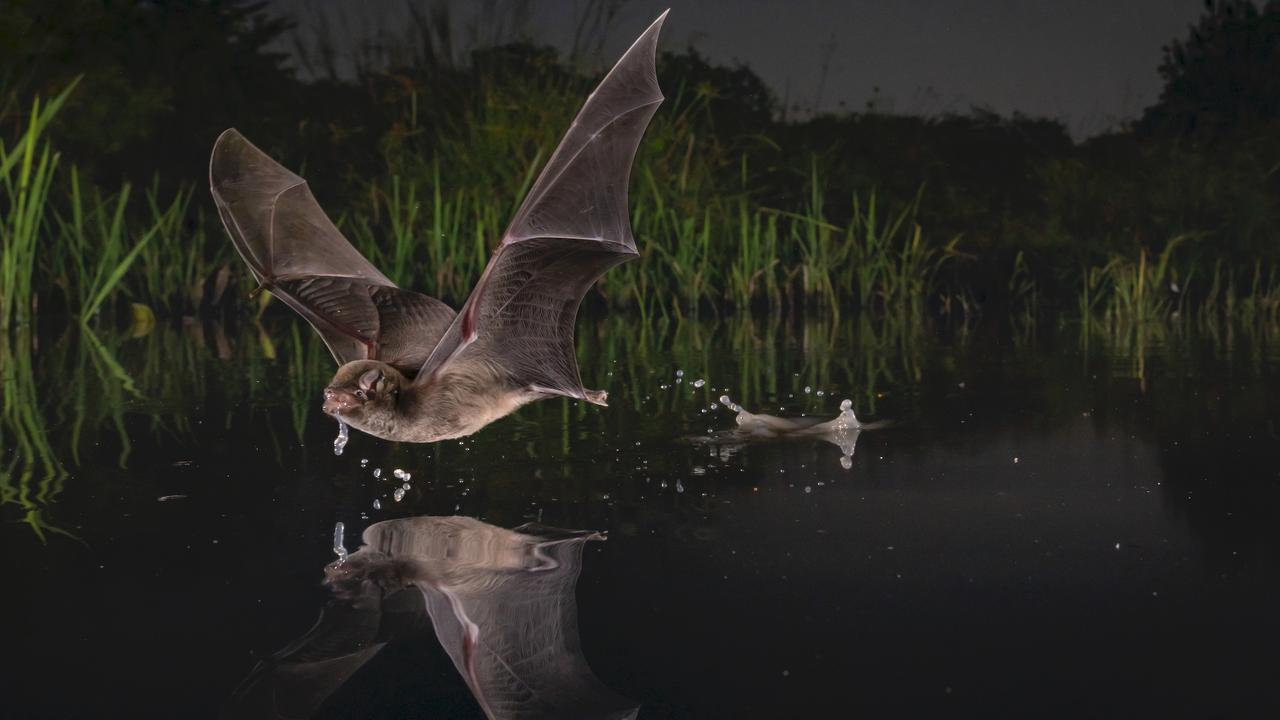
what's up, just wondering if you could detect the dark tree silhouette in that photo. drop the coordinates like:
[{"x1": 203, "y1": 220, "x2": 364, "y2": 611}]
[
  {"x1": 1139, "y1": 0, "x2": 1280, "y2": 137},
  {"x1": 1, "y1": 0, "x2": 297, "y2": 186}
]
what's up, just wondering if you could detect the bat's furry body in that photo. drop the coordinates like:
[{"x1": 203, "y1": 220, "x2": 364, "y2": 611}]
[
  {"x1": 325, "y1": 357, "x2": 547, "y2": 442},
  {"x1": 210, "y1": 13, "x2": 667, "y2": 443}
]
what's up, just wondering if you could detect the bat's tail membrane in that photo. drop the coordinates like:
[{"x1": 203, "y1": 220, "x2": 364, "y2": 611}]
[{"x1": 529, "y1": 384, "x2": 608, "y2": 407}]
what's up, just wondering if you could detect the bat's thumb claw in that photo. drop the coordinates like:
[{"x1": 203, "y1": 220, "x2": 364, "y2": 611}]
[{"x1": 584, "y1": 389, "x2": 608, "y2": 407}]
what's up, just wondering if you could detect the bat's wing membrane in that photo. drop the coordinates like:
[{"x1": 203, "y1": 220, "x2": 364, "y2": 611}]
[
  {"x1": 221, "y1": 591, "x2": 387, "y2": 719},
  {"x1": 210, "y1": 129, "x2": 455, "y2": 371},
  {"x1": 413, "y1": 12, "x2": 667, "y2": 402},
  {"x1": 395, "y1": 519, "x2": 639, "y2": 720}
]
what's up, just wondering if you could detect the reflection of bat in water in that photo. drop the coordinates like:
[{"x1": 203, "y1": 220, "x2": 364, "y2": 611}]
[
  {"x1": 691, "y1": 396, "x2": 890, "y2": 469},
  {"x1": 209, "y1": 13, "x2": 667, "y2": 443},
  {"x1": 223, "y1": 516, "x2": 636, "y2": 720}
]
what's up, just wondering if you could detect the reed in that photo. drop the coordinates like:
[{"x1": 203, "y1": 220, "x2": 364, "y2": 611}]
[
  {"x1": 1078, "y1": 234, "x2": 1280, "y2": 329},
  {"x1": 1079, "y1": 237, "x2": 1191, "y2": 325},
  {"x1": 129, "y1": 180, "x2": 226, "y2": 314},
  {"x1": 4, "y1": 76, "x2": 1276, "y2": 326},
  {"x1": 50, "y1": 172, "x2": 160, "y2": 322},
  {"x1": 1, "y1": 84, "x2": 77, "y2": 329}
]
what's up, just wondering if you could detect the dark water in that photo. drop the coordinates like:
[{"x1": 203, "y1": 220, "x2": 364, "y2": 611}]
[{"x1": 4, "y1": 314, "x2": 1279, "y2": 718}]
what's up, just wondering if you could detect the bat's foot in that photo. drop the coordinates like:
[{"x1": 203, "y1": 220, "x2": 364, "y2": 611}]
[{"x1": 583, "y1": 389, "x2": 608, "y2": 407}]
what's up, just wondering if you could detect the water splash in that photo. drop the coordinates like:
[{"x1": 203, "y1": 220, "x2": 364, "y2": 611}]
[
  {"x1": 719, "y1": 395, "x2": 744, "y2": 413},
  {"x1": 831, "y1": 399, "x2": 859, "y2": 431},
  {"x1": 332, "y1": 522, "x2": 348, "y2": 565},
  {"x1": 333, "y1": 421, "x2": 349, "y2": 456},
  {"x1": 700, "y1": 395, "x2": 886, "y2": 470}
]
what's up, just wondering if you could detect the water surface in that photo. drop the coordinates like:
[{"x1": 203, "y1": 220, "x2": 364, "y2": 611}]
[{"x1": 4, "y1": 314, "x2": 1279, "y2": 717}]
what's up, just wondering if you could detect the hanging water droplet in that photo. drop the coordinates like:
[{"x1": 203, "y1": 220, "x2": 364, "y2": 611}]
[
  {"x1": 372, "y1": 498, "x2": 382, "y2": 510},
  {"x1": 332, "y1": 421, "x2": 349, "y2": 456},
  {"x1": 332, "y1": 522, "x2": 348, "y2": 565}
]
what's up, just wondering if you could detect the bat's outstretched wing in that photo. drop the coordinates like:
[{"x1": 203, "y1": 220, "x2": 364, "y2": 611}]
[
  {"x1": 224, "y1": 516, "x2": 638, "y2": 719},
  {"x1": 364, "y1": 516, "x2": 639, "y2": 720},
  {"x1": 220, "y1": 570, "x2": 389, "y2": 719},
  {"x1": 413, "y1": 12, "x2": 667, "y2": 403},
  {"x1": 210, "y1": 129, "x2": 456, "y2": 372}
]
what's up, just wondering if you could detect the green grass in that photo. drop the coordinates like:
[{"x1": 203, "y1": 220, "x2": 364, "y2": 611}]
[
  {"x1": 3, "y1": 78, "x2": 1279, "y2": 328},
  {"x1": 1079, "y1": 235, "x2": 1280, "y2": 328},
  {"x1": 1, "y1": 83, "x2": 76, "y2": 330}
]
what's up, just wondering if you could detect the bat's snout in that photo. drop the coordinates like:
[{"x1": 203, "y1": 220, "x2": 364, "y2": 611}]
[{"x1": 323, "y1": 387, "x2": 360, "y2": 416}]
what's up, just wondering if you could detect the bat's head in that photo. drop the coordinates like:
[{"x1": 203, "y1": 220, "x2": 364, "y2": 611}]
[{"x1": 323, "y1": 360, "x2": 406, "y2": 433}]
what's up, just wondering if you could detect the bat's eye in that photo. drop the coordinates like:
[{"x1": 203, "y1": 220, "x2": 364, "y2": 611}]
[{"x1": 355, "y1": 389, "x2": 366, "y2": 400}]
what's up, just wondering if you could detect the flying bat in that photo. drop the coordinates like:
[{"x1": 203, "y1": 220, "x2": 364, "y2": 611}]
[
  {"x1": 210, "y1": 12, "x2": 667, "y2": 443},
  {"x1": 222, "y1": 516, "x2": 636, "y2": 720}
]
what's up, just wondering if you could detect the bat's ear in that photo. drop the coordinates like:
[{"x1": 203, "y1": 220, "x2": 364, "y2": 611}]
[{"x1": 358, "y1": 367, "x2": 382, "y2": 391}]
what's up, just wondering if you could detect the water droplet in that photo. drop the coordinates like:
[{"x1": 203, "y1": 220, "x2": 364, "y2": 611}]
[
  {"x1": 332, "y1": 522, "x2": 348, "y2": 565},
  {"x1": 676, "y1": 480, "x2": 685, "y2": 493},
  {"x1": 373, "y1": 468, "x2": 382, "y2": 478},
  {"x1": 332, "y1": 421, "x2": 349, "y2": 456},
  {"x1": 804, "y1": 385, "x2": 811, "y2": 394},
  {"x1": 393, "y1": 487, "x2": 406, "y2": 502},
  {"x1": 693, "y1": 379, "x2": 705, "y2": 388},
  {"x1": 372, "y1": 498, "x2": 381, "y2": 510}
]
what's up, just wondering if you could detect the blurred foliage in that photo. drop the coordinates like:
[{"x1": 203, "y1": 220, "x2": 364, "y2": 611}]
[
  {"x1": 0, "y1": 0, "x2": 1277, "y2": 322},
  {"x1": 0, "y1": 0, "x2": 300, "y2": 189},
  {"x1": 1139, "y1": 0, "x2": 1280, "y2": 138}
]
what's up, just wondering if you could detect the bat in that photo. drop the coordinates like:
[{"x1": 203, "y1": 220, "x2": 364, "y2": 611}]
[
  {"x1": 210, "y1": 12, "x2": 667, "y2": 443},
  {"x1": 222, "y1": 515, "x2": 637, "y2": 720}
]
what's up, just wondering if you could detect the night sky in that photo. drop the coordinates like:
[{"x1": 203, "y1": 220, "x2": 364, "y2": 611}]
[{"x1": 271, "y1": 0, "x2": 1207, "y2": 138}]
